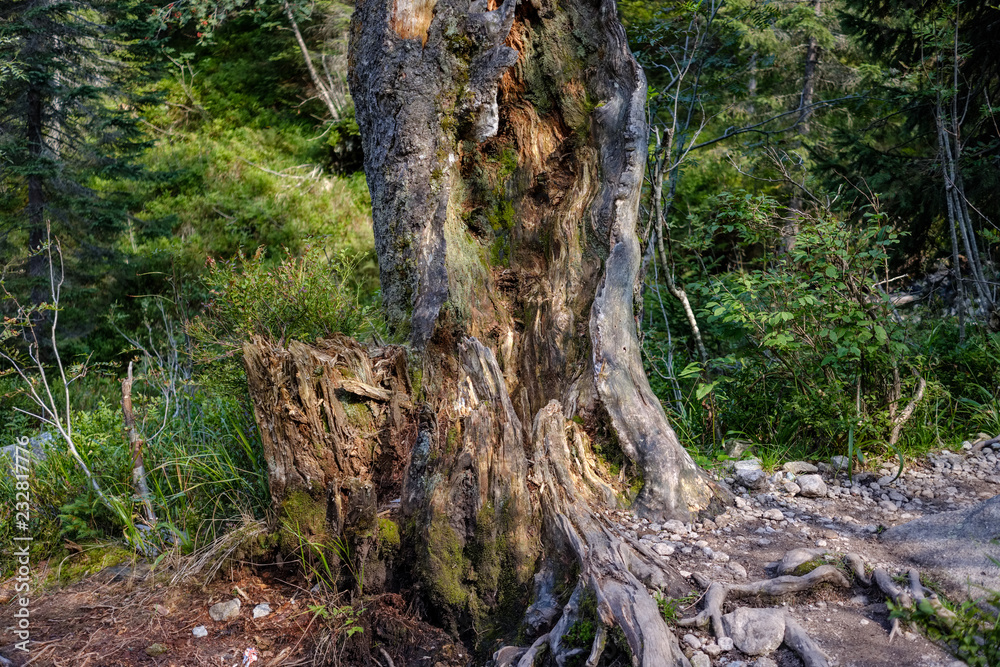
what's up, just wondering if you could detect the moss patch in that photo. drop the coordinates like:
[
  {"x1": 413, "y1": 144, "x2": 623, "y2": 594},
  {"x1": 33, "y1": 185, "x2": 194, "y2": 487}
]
[
  {"x1": 279, "y1": 489, "x2": 329, "y2": 554},
  {"x1": 426, "y1": 514, "x2": 468, "y2": 607},
  {"x1": 50, "y1": 544, "x2": 132, "y2": 585},
  {"x1": 378, "y1": 517, "x2": 401, "y2": 551}
]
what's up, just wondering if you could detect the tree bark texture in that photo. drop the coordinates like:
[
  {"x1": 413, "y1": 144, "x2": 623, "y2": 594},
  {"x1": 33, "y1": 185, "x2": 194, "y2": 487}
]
[{"x1": 243, "y1": 0, "x2": 728, "y2": 662}]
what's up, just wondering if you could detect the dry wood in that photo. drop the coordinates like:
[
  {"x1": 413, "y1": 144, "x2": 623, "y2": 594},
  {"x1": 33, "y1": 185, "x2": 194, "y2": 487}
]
[
  {"x1": 889, "y1": 377, "x2": 927, "y2": 446},
  {"x1": 783, "y1": 614, "x2": 830, "y2": 667},
  {"x1": 121, "y1": 361, "x2": 156, "y2": 527}
]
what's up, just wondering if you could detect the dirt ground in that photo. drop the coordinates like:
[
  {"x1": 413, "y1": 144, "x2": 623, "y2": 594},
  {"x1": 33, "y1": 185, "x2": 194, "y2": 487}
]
[{"x1": 0, "y1": 561, "x2": 466, "y2": 667}]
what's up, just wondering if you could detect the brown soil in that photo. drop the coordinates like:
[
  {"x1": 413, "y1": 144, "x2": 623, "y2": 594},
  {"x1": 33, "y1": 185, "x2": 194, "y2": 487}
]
[{"x1": 0, "y1": 562, "x2": 465, "y2": 667}]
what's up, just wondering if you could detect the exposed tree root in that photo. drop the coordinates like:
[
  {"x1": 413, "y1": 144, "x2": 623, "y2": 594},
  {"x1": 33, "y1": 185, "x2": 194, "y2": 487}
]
[
  {"x1": 678, "y1": 546, "x2": 963, "y2": 665},
  {"x1": 678, "y1": 565, "x2": 850, "y2": 638},
  {"x1": 873, "y1": 565, "x2": 958, "y2": 640},
  {"x1": 491, "y1": 399, "x2": 692, "y2": 666},
  {"x1": 783, "y1": 614, "x2": 830, "y2": 667},
  {"x1": 528, "y1": 401, "x2": 691, "y2": 666}
]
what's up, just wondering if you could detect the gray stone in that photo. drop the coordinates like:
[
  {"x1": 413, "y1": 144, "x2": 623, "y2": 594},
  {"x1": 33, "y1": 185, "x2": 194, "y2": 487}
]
[
  {"x1": 721, "y1": 607, "x2": 786, "y2": 655},
  {"x1": 879, "y1": 500, "x2": 898, "y2": 512},
  {"x1": 753, "y1": 659, "x2": 778, "y2": 667},
  {"x1": 664, "y1": 519, "x2": 687, "y2": 534},
  {"x1": 725, "y1": 438, "x2": 752, "y2": 458},
  {"x1": 192, "y1": 625, "x2": 208, "y2": 638},
  {"x1": 209, "y1": 598, "x2": 241, "y2": 622},
  {"x1": 703, "y1": 642, "x2": 722, "y2": 657},
  {"x1": 737, "y1": 467, "x2": 768, "y2": 490},
  {"x1": 653, "y1": 542, "x2": 675, "y2": 557},
  {"x1": 689, "y1": 652, "x2": 711, "y2": 667},
  {"x1": 783, "y1": 481, "x2": 801, "y2": 496},
  {"x1": 253, "y1": 602, "x2": 272, "y2": 619},
  {"x1": 882, "y1": 494, "x2": 1000, "y2": 600},
  {"x1": 717, "y1": 636, "x2": 734, "y2": 651},
  {"x1": 683, "y1": 633, "x2": 701, "y2": 650},
  {"x1": 830, "y1": 455, "x2": 850, "y2": 471},
  {"x1": 727, "y1": 561, "x2": 748, "y2": 579},
  {"x1": 783, "y1": 461, "x2": 818, "y2": 475},
  {"x1": 763, "y1": 509, "x2": 784, "y2": 521},
  {"x1": 797, "y1": 474, "x2": 828, "y2": 498}
]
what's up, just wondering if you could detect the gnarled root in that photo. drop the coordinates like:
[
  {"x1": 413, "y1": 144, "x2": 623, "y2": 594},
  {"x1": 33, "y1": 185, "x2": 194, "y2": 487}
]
[
  {"x1": 493, "y1": 401, "x2": 692, "y2": 667},
  {"x1": 783, "y1": 614, "x2": 830, "y2": 667},
  {"x1": 532, "y1": 401, "x2": 691, "y2": 666},
  {"x1": 678, "y1": 565, "x2": 851, "y2": 637},
  {"x1": 873, "y1": 565, "x2": 958, "y2": 640}
]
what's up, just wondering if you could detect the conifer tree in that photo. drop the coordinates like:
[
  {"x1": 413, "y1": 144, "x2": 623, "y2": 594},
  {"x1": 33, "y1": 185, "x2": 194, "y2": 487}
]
[{"x1": 0, "y1": 0, "x2": 156, "y2": 322}]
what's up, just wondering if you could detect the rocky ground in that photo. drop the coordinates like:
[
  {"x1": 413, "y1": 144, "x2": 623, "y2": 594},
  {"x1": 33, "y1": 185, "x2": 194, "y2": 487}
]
[
  {"x1": 2, "y1": 438, "x2": 998, "y2": 667},
  {"x1": 603, "y1": 435, "x2": 1000, "y2": 667}
]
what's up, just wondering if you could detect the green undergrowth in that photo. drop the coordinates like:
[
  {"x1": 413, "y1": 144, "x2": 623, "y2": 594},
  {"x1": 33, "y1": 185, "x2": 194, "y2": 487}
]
[
  {"x1": 644, "y1": 194, "x2": 1000, "y2": 476},
  {"x1": 0, "y1": 388, "x2": 270, "y2": 576},
  {"x1": 890, "y1": 582, "x2": 1000, "y2": 667}
]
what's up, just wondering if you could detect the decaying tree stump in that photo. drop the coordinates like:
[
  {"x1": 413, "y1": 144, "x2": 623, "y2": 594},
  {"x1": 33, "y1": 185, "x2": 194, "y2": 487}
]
[
  {"x1": 242, "y1": 0, "x2": 733, "y2": 662},
  {"x1": 243, "y1": 334, "x2": 415, "y2": 591}
]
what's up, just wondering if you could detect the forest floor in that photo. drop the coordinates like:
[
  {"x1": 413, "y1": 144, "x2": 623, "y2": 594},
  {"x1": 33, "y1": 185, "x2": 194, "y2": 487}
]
[{"x1": 1, "y1": 440, "x2": 997, "y2": 667}]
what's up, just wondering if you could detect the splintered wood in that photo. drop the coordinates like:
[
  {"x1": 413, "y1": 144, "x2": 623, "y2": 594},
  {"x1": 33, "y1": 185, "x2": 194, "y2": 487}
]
[{"x1": 242, "y1": 334, "x2": 414, "y2": 508}]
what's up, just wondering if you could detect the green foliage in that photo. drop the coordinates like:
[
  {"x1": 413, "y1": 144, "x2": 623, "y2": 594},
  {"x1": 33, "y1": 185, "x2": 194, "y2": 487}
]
[
  {"x1": 0, "y1": 386, "x2": 270, "y2": 573},
  {"x1": 654, "y1": 590, "x2": 699, "y2": 624},
  {"x1": 648, "y1": 193, "x2": 916, "y2": 451},
  {"x1": 889, "y1": 580, "x2": 1000, "y2": 667},
  {"x1": 187, "y1": 245, "x2": 384, "y2": 364}
]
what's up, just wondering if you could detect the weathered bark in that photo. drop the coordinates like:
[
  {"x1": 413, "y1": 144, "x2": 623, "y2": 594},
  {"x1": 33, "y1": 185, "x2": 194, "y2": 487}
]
[{"x1": 244, "y1": 0, "x2": 729, "y2": 661}]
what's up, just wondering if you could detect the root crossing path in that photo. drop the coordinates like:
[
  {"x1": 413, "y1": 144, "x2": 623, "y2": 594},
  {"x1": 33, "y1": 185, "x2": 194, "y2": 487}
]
[{"x1": 507, "y1": 439, "x2": 998, "y2": 667}]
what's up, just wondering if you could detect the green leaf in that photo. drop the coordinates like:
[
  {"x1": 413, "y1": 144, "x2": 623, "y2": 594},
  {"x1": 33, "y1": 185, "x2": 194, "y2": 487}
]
[{"x1": 695, "y1": 381, "x2": 717, "y2": 401}]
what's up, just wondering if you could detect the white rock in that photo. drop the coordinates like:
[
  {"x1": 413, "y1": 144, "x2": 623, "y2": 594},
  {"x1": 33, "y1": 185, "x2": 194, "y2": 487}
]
[
  {"x1": 722, "y1": 607, "x2": 786, "y2": 655},
  {"x1": 683, "y1": 633, "x2": 702, "y2": 650},
  {"x1": 690, "y1": 652, "x2": 711, "y2": 667},
  {"x1": 763, "y1": 509, "x2": 784, "y2": 521},
  {"x1": 192, "y1": 625, "x2": 208, "y2": 638},
  {"x1": 718, "y1": 636, "x2": 734, "y2": 651},
  {"x1": 783, "y1": 481, "x2": 801, "y2": 496},
  {"x1": 783, "y1": 461, "x2": 818, "y2": 474},
  {"x1": 653, "y1": 543, "x2": 675, "y2": 557},
  {"x1": 797, "y1": 474, "x2": 828, "y2": 498},
  {"x1": 664, "y1": 519, "x2": 686, "y2": 533},
  {"x1": 253, "y1": 602, "x2": 272, "y2": 619},
  {"x1": 209, "y1": 598, "x2": 241, "y2": 622}
]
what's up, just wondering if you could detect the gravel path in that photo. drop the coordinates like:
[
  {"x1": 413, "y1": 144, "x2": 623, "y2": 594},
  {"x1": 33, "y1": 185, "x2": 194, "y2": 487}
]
[{"x1": 603, "y1": 437, "x2": 1000, "y2": 667}]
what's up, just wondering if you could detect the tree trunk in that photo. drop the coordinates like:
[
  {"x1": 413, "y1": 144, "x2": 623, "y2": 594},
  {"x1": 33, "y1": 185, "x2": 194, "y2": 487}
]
[
  {"x1": 245, "y1": 0, "x2": 728, "y2": 662},
  {"x1": 797, "y1": 0, "x2": 821, "y2": 135},
  {"x1": 27, "y1": 82, "x2": 46, "y2": 308}
]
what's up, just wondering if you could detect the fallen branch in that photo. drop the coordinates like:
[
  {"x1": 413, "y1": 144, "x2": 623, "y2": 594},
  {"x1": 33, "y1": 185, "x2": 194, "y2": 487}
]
[
  {"x1": 889, "y1": 377, "x2": 927, "y2": 445},
  {"x1": 122, "y1": 361, "x2": 157, "y2": 528}
]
